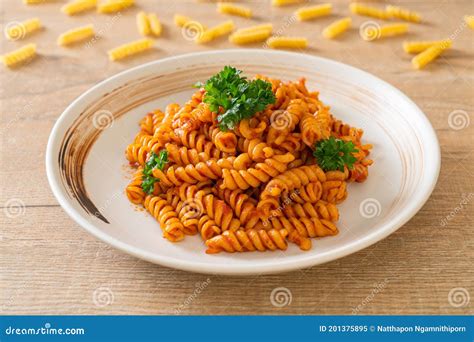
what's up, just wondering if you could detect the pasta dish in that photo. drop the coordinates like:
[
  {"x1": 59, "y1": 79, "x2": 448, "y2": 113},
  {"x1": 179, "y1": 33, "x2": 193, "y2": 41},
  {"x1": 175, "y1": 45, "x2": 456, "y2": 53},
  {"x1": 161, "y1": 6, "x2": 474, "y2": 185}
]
[{"x1": 125, "y1": 66, "x2": 373, "y2": 254}]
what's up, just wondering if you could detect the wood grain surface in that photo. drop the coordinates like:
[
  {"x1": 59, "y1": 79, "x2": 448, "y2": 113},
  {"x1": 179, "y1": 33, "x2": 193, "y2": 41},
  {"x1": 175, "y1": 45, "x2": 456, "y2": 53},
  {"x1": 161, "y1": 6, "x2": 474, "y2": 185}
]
[{"x1": 1, "y1": 0, "x2": 473, "y2": 315}]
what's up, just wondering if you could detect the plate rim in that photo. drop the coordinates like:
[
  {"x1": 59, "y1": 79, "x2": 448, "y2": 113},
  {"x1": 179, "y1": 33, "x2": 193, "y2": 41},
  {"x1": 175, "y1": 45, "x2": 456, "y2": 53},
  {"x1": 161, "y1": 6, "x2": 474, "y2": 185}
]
[{"x1": 45, "y1": 49, "x2": 441, "y2": 275}]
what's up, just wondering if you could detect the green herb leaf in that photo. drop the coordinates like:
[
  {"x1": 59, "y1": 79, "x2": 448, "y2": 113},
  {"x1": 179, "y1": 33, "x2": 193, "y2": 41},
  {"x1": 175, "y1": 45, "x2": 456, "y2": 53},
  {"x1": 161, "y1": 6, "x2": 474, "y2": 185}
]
[
  {"x1": 141, "y1": 150, "x2": 169, "y2": 194},
  {"x1": 313, "y1": 137, "x2": 359, "y2": 172},
  {"x1": 200, "y1": 66, "x2": 275, "y2": 131}
]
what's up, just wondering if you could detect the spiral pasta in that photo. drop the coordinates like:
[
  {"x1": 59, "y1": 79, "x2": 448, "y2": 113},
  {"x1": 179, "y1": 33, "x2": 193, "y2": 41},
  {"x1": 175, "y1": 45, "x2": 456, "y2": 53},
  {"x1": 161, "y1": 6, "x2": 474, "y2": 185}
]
[
  {"x1": 61, "y1": 0, "x2": 97, "y2": 15},
  {"x1": 350, "y1": 3, "x2": 390, "y2": 20},
  {"x1": 229, "y1": 30, "x2": 272, "y2": 45},
  {"x1": 97, "y1": 0, "x2": 134, "y2": 14},
  {"x1": 266, "y1": 36, "x2": 308, "y2": 49},
  {"x1": 57, "y1": 25, "x2": 95, "y2": 46},
  {"x1": 386, "y1": 5, "x2": 421, "y2": 23},
  {"x1": 6, "y1": 18, "x2": 41, "y2": 41},
  {"x1": 1, "y1": 43, "x2": 37, "y2": 68},
  {"x1": 221, "y1": 153, "x2": 295, "y2": 190},
  {"x1": 136, "y1": 11, "x2": 151, "y2": 36},
  {"x1": 214, "y1": 188, "x2": 260, "y2": 229},
  {"x1": 206, "y1": 229, "x2": 289, "y2": 253},
  {"x1": 125, "y1": 72, "x2": 373, "y2": 254},
  {"x1": 144, "y1": 195, "x2": 185, "y2": 242},
  {"x1": 364, "y1": 23, "x2": 409, "y2": 41},
  {"x1": 272, "y1": 0, "x2": 301, "y2": 6},
  {"x1": 217, "y1": 3, "x2": 252, "y2": 18},
  {"x1": 323, "y1": 17, "x2": 352, "y2": 39},
  {"x1": 295, "y1": 4, "x2": 332, "y2": 21},
  {"x1": 403, "y1": 40, "x2": 452, "y2": 54},
  {"x1": 465, "y1": 15, "x2": 474, "y2": 29},
  {"x1": 196, "y1": 20, "x2": 235, "y2": 44},
  {"x1": 148, "y1": 13, "x2": 163, "y2": 37},
  {"x1": 108, "y1": 38, "x2": 154, "y2": 61},
  {"x1": 411, "y1": 43, "x2": 449, "y2": 69}
]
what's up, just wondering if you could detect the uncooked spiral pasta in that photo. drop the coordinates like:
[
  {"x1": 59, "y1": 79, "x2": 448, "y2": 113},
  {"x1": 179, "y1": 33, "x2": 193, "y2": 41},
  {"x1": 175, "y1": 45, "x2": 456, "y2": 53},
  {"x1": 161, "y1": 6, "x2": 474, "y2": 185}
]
[
  {"x1": 108, "y1": 38, "x2": 154, "y2": 61},
  {"x1": 61, "y1": 0, "x2": 96, "y2": 15},
  {"x1": 124, "y1": 67, "x2": 373, "y2": 254},
  {"x1": 1, "y1": 43, "x2": 37, "y2": 68}
]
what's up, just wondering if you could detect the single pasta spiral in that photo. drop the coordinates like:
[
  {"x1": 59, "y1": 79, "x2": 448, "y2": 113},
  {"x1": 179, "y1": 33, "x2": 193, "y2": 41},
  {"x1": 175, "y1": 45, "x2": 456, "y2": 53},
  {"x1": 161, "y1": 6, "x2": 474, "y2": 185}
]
[
  {"x1": 152, "y1": 157, "x2": 236, "y2": 186},
  {"x1": 144, "y1": 195, "x2": 185, "y2": 242},
  {"x1": 265, "y1": 216, "x2": 338, "y2": 239},
  {"x1": 205, "y1": 229, "x2": 289, "y2": 253},
  {"x1": 125, "y1": 168, "x2": 146, "y2": 204},
  {"x1": 221, "y1": 153, "x2": 295, "y2": 190}
]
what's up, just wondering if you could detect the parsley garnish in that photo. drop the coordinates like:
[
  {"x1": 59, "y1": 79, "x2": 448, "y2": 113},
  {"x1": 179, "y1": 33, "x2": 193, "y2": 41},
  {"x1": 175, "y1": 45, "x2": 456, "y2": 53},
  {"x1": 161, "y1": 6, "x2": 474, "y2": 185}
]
[
  {"x1": 141, "y1": 150, "x2": 168, "y2": 194},
  {"x1": 313, "y1": 137, "x2": 359, "y2": 172},
  {"x1": 196, "y1": 66, "x2": 275, "y2": 131}
]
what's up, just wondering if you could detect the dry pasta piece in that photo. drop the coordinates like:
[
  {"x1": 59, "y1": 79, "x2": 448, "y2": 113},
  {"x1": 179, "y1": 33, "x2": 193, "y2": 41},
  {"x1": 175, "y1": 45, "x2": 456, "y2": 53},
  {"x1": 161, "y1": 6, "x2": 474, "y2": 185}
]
[
  {"x1": 97, "y1": 0, "x2": 134, "y2": 14},
  {"x1": 272, "y1": 0, "x2": 301, "y2": 6},
  {"x1": 205, "y1": 229, "x2": 289, "y2": 253},
  {"x1": 6, "y1": 18, "x2": 41, "y2": 41},
  {"x1": 230, "y1": 30, "x2": 271, "y2": 45},
  {"x1": 174, "y1": 14, "x2": 206, "y2": 30},
  {"x1": 57, "y1": 25, "x2": 94, "y2": 46},
  {"x1": 266, "y1": 36, "x2": 308, "y2": 49},
  {"x1": 235, "y1": 23, "x2": 272, "y2": 35},
  {"x1": 464, "y1": 15, "x2": 474, "y2": 29},
  {"x1": 295, "y1": 3, "x2": 332, "y2": 21},
  {"x1": 23, "y1": 0, "x2": 47, "y2": 3},
  {"x1": 230, "y1": 24, "x2": 273, "y2": 44},
  {"x1": 108, "y1": 38, "x2": 154, "y2": 61},
  {"x1": 148, "y1": 13, "x2": 163, "y2": 37},
  {"x1": 152, "y1": 157, "x2": 236, "y2": 186},
  {"x1": 364, "y1": 23, "x2": 408, "y2": 40},
  {"x1": 350, "y1": 3, "x2": 390, "y2": 20},
  {"x1": 322, "y1": 17, "x2": 351, "y2": 39},
  {"x1": 411, "y1": 44, "x2": 449, "y2": 69},
  {"x1": 136, "y1": 11, "x2": 150, "y2": 36},
  {"x1": 386, "y1": 5, "x2": 421, "y2": 23},
  {"x1": 217, "y1": 3, "x2": 252, "y2": 18},
  {"x1": 403, "y1": 39, "x2": 452, "y2": 54},
  {"x1": 61, "y1": 0, "x2": 97, "y2": 15},
  {"x1": 1, "y1": 43, "x2": 36, "y2": 68},
  {"x1": 196, "y1": 20, "x2": 235, "y2": 44}
]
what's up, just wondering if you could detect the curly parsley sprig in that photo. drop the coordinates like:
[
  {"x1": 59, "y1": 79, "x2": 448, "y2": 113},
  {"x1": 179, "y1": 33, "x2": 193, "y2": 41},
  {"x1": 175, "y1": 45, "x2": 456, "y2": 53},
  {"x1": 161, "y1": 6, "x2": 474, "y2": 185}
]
[
  {"x1": 313, "y1": 137, "x2": 359, "y2": 172},
  {"x1": 196, "y1": 66, "x2": 276, "y2": 131},
  {"x1": 141, "y1": 150, "x2": 169, "y2": 194}
]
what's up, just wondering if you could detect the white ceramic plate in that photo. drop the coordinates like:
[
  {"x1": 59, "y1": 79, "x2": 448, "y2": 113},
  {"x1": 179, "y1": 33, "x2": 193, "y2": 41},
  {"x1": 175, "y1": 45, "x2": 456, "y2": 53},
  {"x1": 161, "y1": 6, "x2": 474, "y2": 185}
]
[{"x1": 46, "y1": 49, "x2": 440, "y2": 275}]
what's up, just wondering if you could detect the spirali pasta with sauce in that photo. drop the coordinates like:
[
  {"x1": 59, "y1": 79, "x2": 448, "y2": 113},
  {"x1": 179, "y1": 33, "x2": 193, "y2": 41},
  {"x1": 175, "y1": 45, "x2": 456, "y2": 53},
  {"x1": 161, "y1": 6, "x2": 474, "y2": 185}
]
[{"x1": 124, "y1": 67, "x2": 373, "y2": 254}]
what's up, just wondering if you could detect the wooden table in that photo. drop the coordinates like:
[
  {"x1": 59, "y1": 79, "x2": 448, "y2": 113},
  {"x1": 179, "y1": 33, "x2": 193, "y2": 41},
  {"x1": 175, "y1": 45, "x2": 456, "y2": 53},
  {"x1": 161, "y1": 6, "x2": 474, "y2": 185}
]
[{"x1": 1, "y1": 0, "x2": 473, "y2": 315}]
